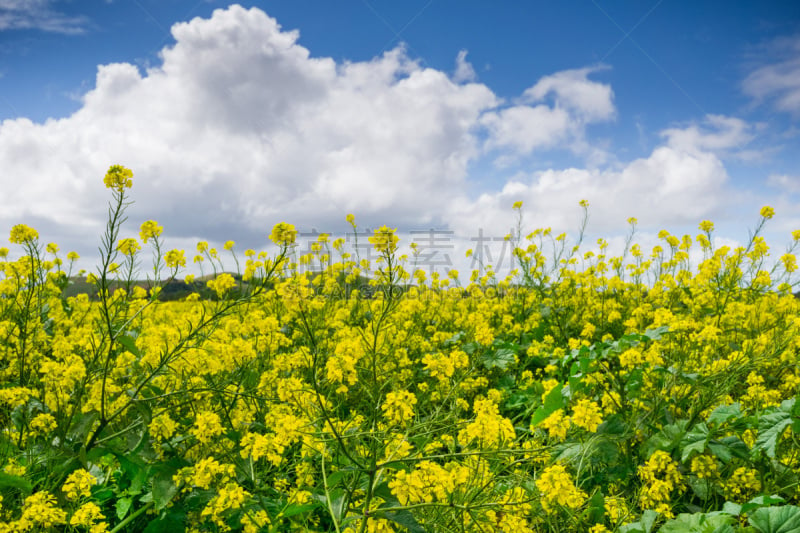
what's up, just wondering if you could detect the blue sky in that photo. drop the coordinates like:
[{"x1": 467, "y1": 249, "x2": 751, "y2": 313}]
[{"x1": 1, "y1": 1, "x2": 800, "y2": 273}]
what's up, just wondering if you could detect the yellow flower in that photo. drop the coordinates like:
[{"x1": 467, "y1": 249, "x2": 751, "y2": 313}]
[
  {"x1": 116, "y1": 238, "x2": 140, "y2": 256},
  {"x1": 139, "y1": 220, "x2": 163, "y2": 243},
  {"x1": 381, "y1": 390, "x2": 417, "y2": 425},
  {"x1": 571, "y1": 399, "x2": 603, "y2": 432},
  {"x1": 270, "y1": 222, "x2": 297, "y2": 246},
  {"x1": 207, "y1": 273, "x2": 236, "y2": 297},
  {"x1": 513, "y1": 201, "x2": 523, "y2": 209},
  {"x1": 165, "y1": 249, "x2": 186, "y2": 268},
  {"x1": 191, "y1": 411, "x2": 224, "y2": 444},
  {"x1": 346, "y1": 213, "x2": 356, "y2": 224},
  {"x1": 368, "y1": 225, "x2": 399, "y2": 253},
  {"x1": 9, "y1": 224, "x2": 38, "y2": 244},
  {"x1": 62, "y1": 469, "x2": 98, "y2": 501},
  {"x1": 535, "y1": 464, "x2": 586, "y2": 512},
  {"x1": 103, "y1": 164, "x2": 133, "y2": 190},
  {"x1": 699, "y1": 220, "x2": 714, "y2": 232},
  {"x1": 760, "y1": 205, "x2": 775, "y2": 219},
  {"x1": 223, "y1": 240, "x2": 235, "y2": 251},
  {"x1": 29, "y1": 413, "x2": 57, "y2": 436}
]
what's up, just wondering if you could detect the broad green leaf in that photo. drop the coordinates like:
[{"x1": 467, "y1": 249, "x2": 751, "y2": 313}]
[
  {"x1": 748, "y1": 505, "x2": 800, "y2": 533},
  {"x1": 742, "y1": 495, "x2": 788, "y2": 516},
  {"x1": 587, "y1": 491, "x2": 605, "y2": 523},
  {"x1": 643, "y1": 420, "x2": 689, "y2": 456},
  {"x1": 681, "y1": 423, "x2": 710, "y2": 462},
  {"x1": 722, "y1": 501, "x2": 742, "y2": 517},
  {"x1": 281, "y1": 503, "x2": 317, "y2": 518},
  {"x1": 376, "y1": 509, "x2": 427, "y2": 533},
  {"x1": 754, "y1": 411, "x2": 793, "y2": 459},
  {"x1": 658, "y1": 512, "x2": 735, "y2": 533},
  {"x1": 711, "y1": 436, "x2": 750, "y2": 463},
  {"x1": 482, "y1": 348, "x2": 516, "y2": 370},
  {"x1": 143, "y1": 509, "x2": 186, "y2": 533},
  {"x1": 116, "y1": 496, "x2": 133, "y2": 520},
  {"x1": 0, "y1": 472, "x2": 32, "y2": 494},
  {"x1": 531, "y1": 384, "x2": 565, "y2": 426},
  {"x1": 118, "y1": 334, "x2": 141, "y2": 357},
  {"x1": 708, "y1": 404, "x2": 742, "y2": 427},
  {"x1": 152, "y1": 469, "x2": 179, "y2": 512}
]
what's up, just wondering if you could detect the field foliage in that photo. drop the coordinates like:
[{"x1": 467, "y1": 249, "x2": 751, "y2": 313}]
[{"x1": 2, "y1": 166, "x2": 800, "y2": 532}]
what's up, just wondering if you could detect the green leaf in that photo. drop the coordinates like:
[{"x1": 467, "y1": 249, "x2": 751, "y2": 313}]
[
  {"x1": 754, "y1": 411, "x2": 793, "y2": 459},
  {"x1": 587, "y1": 491, "x2": 605, "y2": 523},
  {"x1": 711, "y1": 436, "x2": 750, "y2": 463},
  {"x1": 143, "y1": 509, "x2": 186, "y2": 533},
  {"x1": 0, "y1": 472, "x2": 33, "y2": 494},
  {"x1": 281, "y1": 503, "x2": 317, "y2": 518},
  {"x1": 742, "y1": 495, "x2": 788, "y2": 516},
  {"x1": 376, "y1": 509, "x2": 427, "y2": 533},
  {"x1": 116, "y1": 496, "x2": 133, "y2": 520},
  {"x1": 708, "y1": 404, "x2": 742, "y2": 427},
  {"x1": 658, "y1": 512, "x2": 735, "y2": 533},
  {"x1": 482, "y1": 348, "x2": 516, "y2": 370},
  {"x1": 644, "y1": 325, "x2": 669, "y2": 340},
  {"x1": 681, "y1": 423, "x2": 710, "y2": 462},
  {"x1": 620, "y1": 510, "x2": 660, "y2": 533},
  {"x1": 643, "y1": 420, "x2": 689, "y2": 457},
  {"x1": 531, "y1": 384, "x2": 565, "y2": 426},
  {"x1": 748, "y1": 505, "x2": 800, "y2": 533},
  {"x1": 722, "y1": 501, "x2": 742, "y2": 517},
  {"x1": 151, "y1": 469, "x2": 179, "y2": 512},
  {"x1": 118, "y1": 334, "x2": 141, "y2": 357}
]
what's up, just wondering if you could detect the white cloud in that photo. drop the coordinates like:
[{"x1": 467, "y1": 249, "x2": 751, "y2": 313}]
[
  {"x1": 0, "y1": 5, "x2": 779, "y2": 273},
  {"x1": 0, "y1": 5, "x2": 498, "y2": 255},
  {"x1": 767, "y1": 173, "x2": 800, "y2": 194},
  {"x1": 480, "y1": 66, "x2": 615, "y2": 158},
  {"x1": 742, "y1": 35, "x2": 800, "y2": 115},
  {"x1": 661, "y1": 114, "x2": 755, "y2": 154},
  {"x1": 0, "y1": 0, "x2": 87, "y2": 33},
  {"x1": 445, "y1": 121, "x2": 732, "y2": 240},
  {"x1": 521, "y1": 65, "x2": 615, "y2": 122},
  {"x1": 453, "y1": 50, "x2": 476, "y2": 83}
]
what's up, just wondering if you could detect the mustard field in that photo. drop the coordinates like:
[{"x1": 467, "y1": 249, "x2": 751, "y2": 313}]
[{"x1": 2, "y1": 166, "x2": 800, "y2": 532}]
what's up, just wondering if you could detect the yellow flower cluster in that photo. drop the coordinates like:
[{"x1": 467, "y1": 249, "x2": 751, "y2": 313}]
[
  {"x1": 535, "y1": 464, "x2": 586, "y2": 512},
  {"x1": 103, "y1": 164, "x2": 133, "y2": 191},
  {"x1": 637, "y1": 450, "x2": 684, "y2": 511}
]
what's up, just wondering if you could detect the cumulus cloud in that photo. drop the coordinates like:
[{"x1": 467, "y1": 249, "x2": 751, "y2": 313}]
[
  {"x1": 767, "y1": 173, "x2": 800, "y2": 194},
  {"x1": 661, "y1": 114, "x2": 755, "y2": 154},
  {"x1": 453, "y1": 50, "x2": 476, "y2": 83},
  {"x1": 445, "y1": 118, "x2": 736, "y2": 239},
  {"x1": 0, "y1": 5, "x2": 765, "y2": 271},
  {"x1": 0, "y1": 0, "x2": 87, "y2": 33},
  {"x1": 481, "y1": 66, "x2": 615, "y2": 157},
  {"x1": 742, "y1": 35, "x2": 800, "y2": 115},
  {"x1": 0, "y1": 5, "x2": 499, "y2": 253}
]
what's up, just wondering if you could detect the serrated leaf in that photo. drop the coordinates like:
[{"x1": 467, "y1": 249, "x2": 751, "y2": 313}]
[
  {"x1": 482, "y1": 348, "x2": 516, "y2": 370},
  {"x1": 152, "y1": 470, "x2": 179, "y2": 512},
  {"x1": 748, "y1": 505, "x2": 800, "y2": 533},
  {"x1": 722, "y1": 501, "x2": 742, "y2": 517},
  {"x1": 754, "y1": 411, "x2": 793, "y2": 459},
  {"x1": 658, "y1": 512, "x2": 736, "y2": 533},
  {"x1": 681, "y1": 423, "x2": 710, "y2": 462},
  {"x1": 708, "y1": 404, "x2": 742, "y2": 427}
]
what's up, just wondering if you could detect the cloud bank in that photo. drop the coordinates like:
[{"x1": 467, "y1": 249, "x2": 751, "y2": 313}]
[{"x1": 0, "y1": 4, "x2": 765, "y2": 264}]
